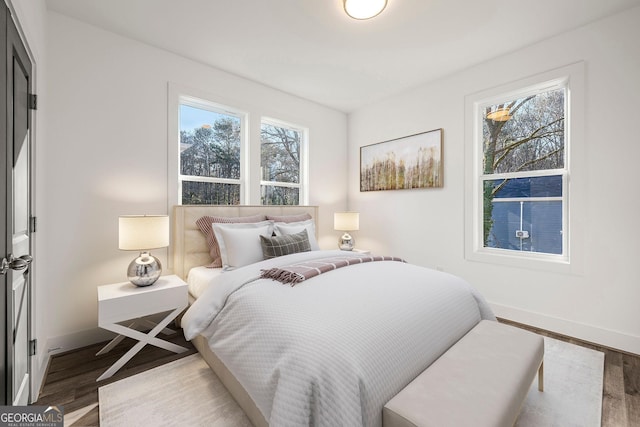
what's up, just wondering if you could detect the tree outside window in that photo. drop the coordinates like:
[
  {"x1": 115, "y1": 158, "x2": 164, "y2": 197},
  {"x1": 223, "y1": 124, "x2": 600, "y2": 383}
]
[
  {"x1": 260, "y1": 120, "x2": 306, "y2": 205},
  {"x1": 481, "y1": 86, "x2": 566, "y2": 255},
  {"x1": 176, "y1": 93, "x2": 307, "y2": 206},
  {"x1": 179, "y1": 104, "x2": 244, "y2": 205}
]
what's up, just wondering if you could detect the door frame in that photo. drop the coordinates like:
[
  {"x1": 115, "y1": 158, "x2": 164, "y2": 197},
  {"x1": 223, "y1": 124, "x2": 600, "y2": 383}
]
[{"x1": 0, "y1": 0, "x2": 8, "y2": 406}]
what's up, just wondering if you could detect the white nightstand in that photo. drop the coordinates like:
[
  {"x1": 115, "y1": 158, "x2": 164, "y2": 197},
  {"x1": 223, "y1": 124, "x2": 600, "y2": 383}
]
[{"x1": 95, "y1": 274, "x2": 189, "y2": 381}]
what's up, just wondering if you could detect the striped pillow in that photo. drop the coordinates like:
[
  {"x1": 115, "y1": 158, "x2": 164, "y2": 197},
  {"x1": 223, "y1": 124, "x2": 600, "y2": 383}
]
[
  {"x1": 260, "y1": 230, "x2": 311, "y2": 260},
  {"x1": 196, "y1": 214, "x2": 266, "y2": 267},
  {"x1": 265, "y1": 213, "x2": 312, "y2": 223}
]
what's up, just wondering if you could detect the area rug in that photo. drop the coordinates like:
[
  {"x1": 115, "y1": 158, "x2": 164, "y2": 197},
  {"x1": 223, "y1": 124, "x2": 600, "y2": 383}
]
[
  {"x1": 516, "y1": 337, "x2": 604, "y2": 427},
  {"x1": 99, "y1": 354, "x2": 252, "y2": 427},
  {"x1": 99, "y1": 337, "x2": 603, "y2": 427}
]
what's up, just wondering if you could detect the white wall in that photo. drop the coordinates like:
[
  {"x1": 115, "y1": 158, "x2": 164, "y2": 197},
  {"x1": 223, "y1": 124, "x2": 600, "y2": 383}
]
[
  {"x1": 44, "y1": 12, "x2": 348, "y2": 353},
  {"x1": 348, "y1": 7, "x2": 640, "y2": 354}
]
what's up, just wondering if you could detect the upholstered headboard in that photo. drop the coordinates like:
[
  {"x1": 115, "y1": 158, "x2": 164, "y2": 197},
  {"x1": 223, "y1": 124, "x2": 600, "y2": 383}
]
[{"x1": 171, "y1": 205, "x2": 319, "y2": 280}]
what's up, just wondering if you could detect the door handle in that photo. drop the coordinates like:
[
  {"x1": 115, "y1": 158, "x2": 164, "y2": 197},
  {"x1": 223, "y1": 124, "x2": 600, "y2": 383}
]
[
  {"x1": 9, "y1": 257, "x2": 28, "y2": 271},
  {"x1": 0, "y1": 254, "x2": 33, "y2": 275},
  {"x1": 18, "y1": 254, "x2": 33, "y2": 265}
]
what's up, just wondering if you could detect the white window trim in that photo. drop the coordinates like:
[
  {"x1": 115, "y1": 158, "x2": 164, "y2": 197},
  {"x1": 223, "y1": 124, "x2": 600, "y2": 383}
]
[
  {"x1": 260, "y1": 116, "x2": 309, "y2": 205},
  {"x1": 464, "y1": 62, "x2": 585, "y2": 275},
  {"x1": 168, "y1": 83, "x2": 250, "y2": 207},
  {"x1": 168, "y1": 83, "x2": 309, "y2": 207}
]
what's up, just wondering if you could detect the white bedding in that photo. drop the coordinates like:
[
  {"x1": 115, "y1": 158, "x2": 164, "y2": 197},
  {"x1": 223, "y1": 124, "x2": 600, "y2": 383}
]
[
  {"x1": 181, "y1": 250, "x2": 496, "y2": 427},
  {"x1": 186, "y1": 266, "x2": 222, "y2": 299}
]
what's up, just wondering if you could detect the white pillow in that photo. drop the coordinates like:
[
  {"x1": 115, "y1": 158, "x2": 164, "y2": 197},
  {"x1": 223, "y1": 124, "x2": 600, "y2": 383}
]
[
  {"x1": 273, "y1": 219, "x2": 319, "y2": 251},
  {"x1": 213, "y1": 221, "x2": 275, "y2": 269}
]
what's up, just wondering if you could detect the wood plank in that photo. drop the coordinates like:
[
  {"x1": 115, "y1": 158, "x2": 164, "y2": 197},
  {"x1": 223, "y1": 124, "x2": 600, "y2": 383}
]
[
  {"x1": 33, "y1": 386, "x2": 75, "y2": 407},
  {"x1": 70, "y1": 406, "x2": 100, "y2": 427},
  {"x1": 601, "y1": 349, "x2": 628, "y2": 427},
  {"x1": 623, "y1": 353, "x2": 640, "y2": 395},
  {"x1": 625, "y1": 393, "x2": 640, "y2": 427},
  {"x1": 624, "y1": 354, "x2": 640, "y2": 426},
  {"x1": 64, "y1": 390, "x2": 98, "y2": 415}
]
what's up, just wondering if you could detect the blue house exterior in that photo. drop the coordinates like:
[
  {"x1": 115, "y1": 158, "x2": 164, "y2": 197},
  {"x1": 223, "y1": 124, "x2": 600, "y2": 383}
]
[{"x1": 486, "y1": 175, "x2": 563, "y2": 255}]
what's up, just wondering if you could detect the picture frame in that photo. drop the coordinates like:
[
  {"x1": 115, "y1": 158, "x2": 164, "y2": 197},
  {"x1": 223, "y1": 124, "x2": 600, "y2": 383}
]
[{"x1": 360, "y1": 128, "x2": 443, "y2": 192}]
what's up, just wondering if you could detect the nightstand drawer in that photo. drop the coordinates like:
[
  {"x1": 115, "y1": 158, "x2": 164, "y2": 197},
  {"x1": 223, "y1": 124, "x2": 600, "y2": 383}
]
[{"x1": 98, "y1": 275, "x2": 187, "y2": 325}]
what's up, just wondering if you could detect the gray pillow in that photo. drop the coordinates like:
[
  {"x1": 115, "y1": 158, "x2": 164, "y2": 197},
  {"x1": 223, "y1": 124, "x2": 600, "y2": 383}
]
[{"x1": 260, "y1": 230, "x2": 311, "y2": 260}]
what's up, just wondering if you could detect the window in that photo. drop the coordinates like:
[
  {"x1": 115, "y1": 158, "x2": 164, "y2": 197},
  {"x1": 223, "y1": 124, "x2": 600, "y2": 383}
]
[
  {"x1": 168, "y1": 83, "x2": 308, "y2": 206},
  {"x1": 481, "y1": 87, "x2": 566, "y2": 256},
  {"x1": 177, "y1": 97, "x2": 247, "y2": 205},
  {"x1": 260, "y1": 119, "x2": 308, "y2": 205},
  {"x1": 465, "y1": 62, "x2": 585, "y2": 272}
]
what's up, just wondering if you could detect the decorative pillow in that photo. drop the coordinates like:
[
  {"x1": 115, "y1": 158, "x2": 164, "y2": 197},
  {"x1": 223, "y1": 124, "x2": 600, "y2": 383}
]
[
  {"x1": 213, "y1": 221, "x2": 275, "y2": 270},
  {"x1": 266, "y1": 213, "x2": 312, "y2": 223},
  {"x1": 196, "y1": 214, "x2": 266, "y2": 267},
  {"x1": 260, "y1": 230, "x2": 311, "y2": 260},
  {"x1": 273, "y1": 219, "x2": 320, "y2": 250}
]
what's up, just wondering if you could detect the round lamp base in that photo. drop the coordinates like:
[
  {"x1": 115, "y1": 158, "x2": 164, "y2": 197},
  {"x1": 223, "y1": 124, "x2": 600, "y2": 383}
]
[
  {"x1": 338, "y1": 233, "x2": 355, "y2": 251},
  {"x1": 127, "y1": 252, "x2": 162, "y2": 287}
]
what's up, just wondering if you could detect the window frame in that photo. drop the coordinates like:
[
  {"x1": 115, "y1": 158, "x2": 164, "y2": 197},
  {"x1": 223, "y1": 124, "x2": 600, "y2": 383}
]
[
  {"x1": 177, "y1": 96, "x2": 249, "y2": 205},
  {"x1": 260, "y1": 116, "x2": 309, "y2": 205},
  {"x1": 479, "y1": 81, "x2": 568, "y2": 259},
  {"x1": 168, "y1": 84, "x2": 250, "y2": 206},
  {"x1": 168, "y1": 83, "x2": 309, "y2": 208},
  {"x1": 464, "y1": 62, "x2": 585, "y2": 274}
]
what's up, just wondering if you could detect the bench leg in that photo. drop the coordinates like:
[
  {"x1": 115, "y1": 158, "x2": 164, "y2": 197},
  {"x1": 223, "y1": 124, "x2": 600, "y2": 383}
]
[{"x1": 538, "y1": 361, "x2": 544, "y2": 392}]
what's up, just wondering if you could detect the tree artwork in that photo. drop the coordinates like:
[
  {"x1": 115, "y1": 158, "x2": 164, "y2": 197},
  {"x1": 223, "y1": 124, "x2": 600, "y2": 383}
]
[{"x1": 360, "y1": 129, "x2": 443, "y2": 192}]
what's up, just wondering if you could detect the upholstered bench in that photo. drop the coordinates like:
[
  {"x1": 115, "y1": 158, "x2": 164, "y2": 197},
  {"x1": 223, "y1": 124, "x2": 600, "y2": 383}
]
[{"x1": 383, "y1": 320, "x2": 544, "y2": 427}]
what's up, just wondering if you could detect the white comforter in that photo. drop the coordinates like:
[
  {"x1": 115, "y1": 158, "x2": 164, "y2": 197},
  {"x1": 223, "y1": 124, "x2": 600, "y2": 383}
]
[{"x1": 182, "y1": 250, "x2": 495, "y2": 427}]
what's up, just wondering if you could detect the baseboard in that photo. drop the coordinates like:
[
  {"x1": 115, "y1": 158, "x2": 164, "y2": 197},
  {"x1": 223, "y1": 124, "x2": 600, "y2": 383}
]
[
  {"x1": 45, "y1": 327, "x2": 115, "y2": 357},
  {"x1": 33, "y1": 330, "x2": 110, "y2": 401},
  {"x1": 491, "y1": 302, "x2": 640, "y2": 356},
  {"x1": 44, "y1": 313, "x2": 173, "y2": 356}
]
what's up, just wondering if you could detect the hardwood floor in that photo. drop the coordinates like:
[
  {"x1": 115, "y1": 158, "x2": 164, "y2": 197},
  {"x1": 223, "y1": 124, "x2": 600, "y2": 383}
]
[
  {"x1": 34, "y1": 323, "x2": 639, "y2": 427},
  {"x1": 499, "y1": 318, "x2": 640, "y2": 427},
  {"x1": 34, "y1": 330, "x2": 197, "y2": 426}
]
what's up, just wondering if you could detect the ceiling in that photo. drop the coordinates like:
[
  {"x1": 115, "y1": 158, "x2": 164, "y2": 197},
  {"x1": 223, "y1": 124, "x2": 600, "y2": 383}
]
[{"x1": 46, "y1": 0, "x2": 640, "y2": 112}]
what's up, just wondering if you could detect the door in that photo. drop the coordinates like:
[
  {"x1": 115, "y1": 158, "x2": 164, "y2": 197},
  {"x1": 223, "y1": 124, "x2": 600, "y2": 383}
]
[{"x1": 0, "y1": 6, "x2": 33, "y2": 405}]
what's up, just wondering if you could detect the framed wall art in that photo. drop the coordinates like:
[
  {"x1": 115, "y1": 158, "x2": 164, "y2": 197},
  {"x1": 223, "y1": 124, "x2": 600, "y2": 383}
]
[{"x1": 360, "y1": 128, "x2": 443, "y2": 192}]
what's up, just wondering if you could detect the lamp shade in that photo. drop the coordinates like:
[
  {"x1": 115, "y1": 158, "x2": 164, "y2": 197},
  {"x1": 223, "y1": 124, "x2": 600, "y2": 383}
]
[
  {"x1": 119, "y1": 215, "x2": 170, "y2": 251},
  {"x1": 334, "y1": 212, "x2": 359, "y2": 231}
]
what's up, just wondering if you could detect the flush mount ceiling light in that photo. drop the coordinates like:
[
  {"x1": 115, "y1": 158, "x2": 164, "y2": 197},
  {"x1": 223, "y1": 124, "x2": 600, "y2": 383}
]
[
  {"x1": 344, "y1": 0, "x2": 388, "y2": 20},
  {"x1": 486, "y1": 107, "x2": 512, "y2": 122}
]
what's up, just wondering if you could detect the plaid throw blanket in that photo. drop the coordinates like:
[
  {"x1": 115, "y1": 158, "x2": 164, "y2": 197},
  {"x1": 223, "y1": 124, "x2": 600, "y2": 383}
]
[{"x1": 260, "y1": 255, "x2": 405, "y2": 286}]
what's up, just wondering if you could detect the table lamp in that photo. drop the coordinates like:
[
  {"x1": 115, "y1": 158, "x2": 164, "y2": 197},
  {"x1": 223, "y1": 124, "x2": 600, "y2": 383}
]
[
  {"x1": 119, "y1": 215, "x2": 170, "y2": 286},
  {"x1": 334, "y1": 212, "x2": 359, "y2": 251}
]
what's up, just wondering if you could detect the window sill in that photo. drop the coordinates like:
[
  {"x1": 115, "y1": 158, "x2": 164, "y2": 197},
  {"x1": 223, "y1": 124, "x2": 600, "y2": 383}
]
[{"x1": 465, "y1": 246, "x2": 582, "y2": 276}]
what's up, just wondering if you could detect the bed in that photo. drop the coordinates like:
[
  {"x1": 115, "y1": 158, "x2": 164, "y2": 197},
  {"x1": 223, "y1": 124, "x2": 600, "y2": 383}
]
[{"x1": 173, "y1": 205, "x2": 496, "y2": 427}]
